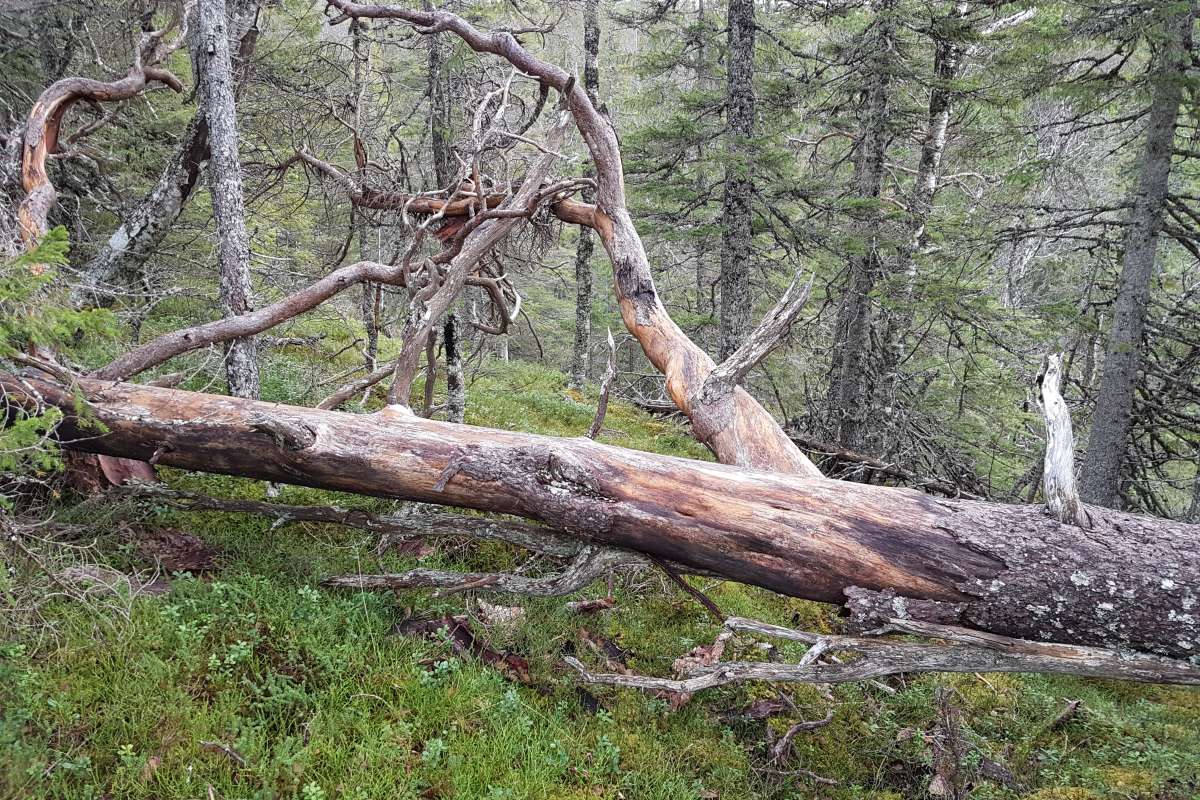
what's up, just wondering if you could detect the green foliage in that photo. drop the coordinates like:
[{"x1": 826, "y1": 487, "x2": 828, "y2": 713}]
[
  {"x1": 1, "y1": 228, "x2": 113, "y2": 359},
  {"x1": 0, "y1": 229, "x2": 115, "y2": 488}
]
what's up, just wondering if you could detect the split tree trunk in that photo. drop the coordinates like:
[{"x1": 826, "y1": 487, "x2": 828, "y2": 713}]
[
  {"x1": 198, "y1": 0, "x2": 259, "y2": 399},
  {"x1": 1082, "y1": 3, "x2": 1194, "y2": 508},
  {"x1": 717, "y1": 0, "x2": 755, "y2": 361},
  {"x1": 11, "y1": 374, "x2": 1198, "y2": 660}
]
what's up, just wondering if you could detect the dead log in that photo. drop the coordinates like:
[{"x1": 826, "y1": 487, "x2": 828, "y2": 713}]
[{"x1": 8, "y1": 375, "x2": 1199, "y2": 662}]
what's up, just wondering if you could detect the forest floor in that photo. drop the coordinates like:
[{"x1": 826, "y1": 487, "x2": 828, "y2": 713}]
[{"x1": 2, "y1": 355, "x2": 1199, "y2": 800}]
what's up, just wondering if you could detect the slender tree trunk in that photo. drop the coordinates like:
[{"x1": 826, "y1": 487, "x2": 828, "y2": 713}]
[
  {"x1": 875, "y1": 3, "x2": 966, "y2": 437},
  {"x1": 826, "y1": 1, "x2": 894, "y2": 452},
  {"x1": 425, "y1": 11, "x2": 466, "y2": 421},
  {"x1": 570, "y1": 0, "x2": 601, "y2": 388},
  {"x1": 16, "y1": 374, "x2": 1200, "y2": 661},
  {"x1": 1082, "y1": 4, "x2": 1193, "y2": 508},
  {"x1": 199, "y1": 0, "x2": 259, "y2": 399},
  {"x1": 71, "y1": 3, "x2": 259, "y2": 308},
  {"x1": 717, "y1": 0, "x2": 756, "y2": 360},
  {"x1": 351, "y1": 20, "x2": 381, "y2": 379}
]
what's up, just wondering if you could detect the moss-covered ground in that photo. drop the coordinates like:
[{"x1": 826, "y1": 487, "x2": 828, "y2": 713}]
[{"x1": 2, "y1": 361, "x2": 1197, "y2": 800}]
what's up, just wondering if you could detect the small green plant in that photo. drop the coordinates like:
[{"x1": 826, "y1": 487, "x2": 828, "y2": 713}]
[
  {"x1": 0, "y1": 227, "x2": 116, "y2": 491},
  {"x1": 420, "y1": 737, "x2": 447, "y2": 767}
]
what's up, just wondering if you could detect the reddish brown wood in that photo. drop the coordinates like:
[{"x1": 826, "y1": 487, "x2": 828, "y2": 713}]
[
  {"x1": 20, "y1": 67, "x2": 182, "y2": 246},
  {"x1": 324, "y1": 1, "x2": 821, "y2": 476}
]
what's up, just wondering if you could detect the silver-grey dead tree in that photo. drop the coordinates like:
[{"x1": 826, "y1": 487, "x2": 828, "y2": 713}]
[{"x1": 198, "y1": 0, "x2": 259, "y2": 398}]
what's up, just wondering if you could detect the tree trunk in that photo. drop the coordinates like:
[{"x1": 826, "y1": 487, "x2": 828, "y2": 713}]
[
  {"x1": 875, "y1": 4, "x2": 965, "y2": 423},
  {"x1": 570, "y1": 0, "x2": 600, "y2": 389},
  {"x1": 717, "y1": 0, "x2": 755, "y2": 361},
  {"x1": 425, "y1": 11, "x2": 465, "y2": 421},
  {"x1": 1082, "y1": 4, "x2": 1193, "y2": 508},
  {"x1": 71, "y1": 114, "x2": 208, "y2": 307},
  {"x1": 12, "y1": 374, "x2": 1199, "y2": 661},
  {"x1": 71, "y1": 4, "x2": 259, "y2": 308},
  {"x1": 826, "y1": 1, "x2": 894, "y2": 453},
  {"x1": 198, "y1": 0, "x2": 259, "y2": 399}
]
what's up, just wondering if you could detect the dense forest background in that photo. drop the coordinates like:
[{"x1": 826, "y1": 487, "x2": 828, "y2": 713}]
[
  {"x1": 1, "y1": 0, "x2": 1199, "y2": 797},
  {"x1": 2, "y1": 0, "x2": 1197, "y2": 515}
]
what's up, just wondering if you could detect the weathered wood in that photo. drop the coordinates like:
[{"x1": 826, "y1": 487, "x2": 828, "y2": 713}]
[
  {"x1": 325, "y1": 0, "x2": 822, "y2": 478},
  {"x1": 18, "y1": 34, "x2": 182, "y2": 247},
  {"x1": 566, "y1": 616, "x2": 1200, "y2": 689},
  {"x1": 10, "y1": 375, "x2": 1198, "y2": 661},
  {"x1": 1035, "y1": 354, "x2": 1089, "y2": 527}
]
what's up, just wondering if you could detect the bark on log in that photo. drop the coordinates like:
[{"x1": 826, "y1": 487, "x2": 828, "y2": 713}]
[{"x1": 10, "y1": 375, "x2": 1199, "y2": 661}]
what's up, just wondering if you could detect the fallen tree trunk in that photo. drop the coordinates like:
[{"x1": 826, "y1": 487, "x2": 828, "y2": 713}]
[{"x1": 9, "y1": 375, "x2": 1198, "y2": 661}]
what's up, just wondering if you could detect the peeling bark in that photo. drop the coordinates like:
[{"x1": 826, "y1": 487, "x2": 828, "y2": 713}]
[{"x1": 11, "y1": 374, "x2": 1199, "y2": 660}]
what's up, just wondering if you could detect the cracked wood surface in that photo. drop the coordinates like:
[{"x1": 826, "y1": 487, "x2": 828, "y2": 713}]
[{"x1": 10, "y1": 375, "x2": 1198, "y2": 660}]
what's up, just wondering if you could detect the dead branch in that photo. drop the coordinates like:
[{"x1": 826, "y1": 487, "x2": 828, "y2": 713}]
[
  {"x1": 324, "y1": 0, "x2": 821, "y2": 476},
  {"x1": 322, "y1": 544, "x2": 639, "y2": 597},
  {"x1": 565, "y1": 616, "x2": 1200, "y2": 690},
  {"x1": 586, "y1": 328, "x2": 616, "y2": 439},
  {"x1": 698, "y1": 273, "x2": 813, "y2": 406},
  {"x1": 1035, "y1": 354, "x2": 1090, "y2": 527}
]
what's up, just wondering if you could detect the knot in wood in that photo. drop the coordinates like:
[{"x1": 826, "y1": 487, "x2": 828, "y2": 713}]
[
  {"x1": 248, "y1": 414, "x2": 317, "y2": 451},
  {"x1": 538, "y1": 450, "x2": 607, "y2": 501}
]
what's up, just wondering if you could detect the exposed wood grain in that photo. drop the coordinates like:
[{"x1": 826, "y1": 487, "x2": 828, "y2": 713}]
[{"x1": 10, "y1": 375, "x2": 1198, "y2": 660}]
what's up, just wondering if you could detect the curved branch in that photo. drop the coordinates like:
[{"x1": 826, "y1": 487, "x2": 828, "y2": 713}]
[
  {"x1": 324, "y1": 0, "x2": 820, "y2": 477},
  {"x1": 92, "y1": 259, "x2": 406, "y2": 381},
  {"x1": 20, "y1": 64, "x2": 183, "y2": 247}
]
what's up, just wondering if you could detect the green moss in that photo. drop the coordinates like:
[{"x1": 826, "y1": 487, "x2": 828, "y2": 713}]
[{"x1": 2, "y1": 363, "x2": 1198, "y2": 800}]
